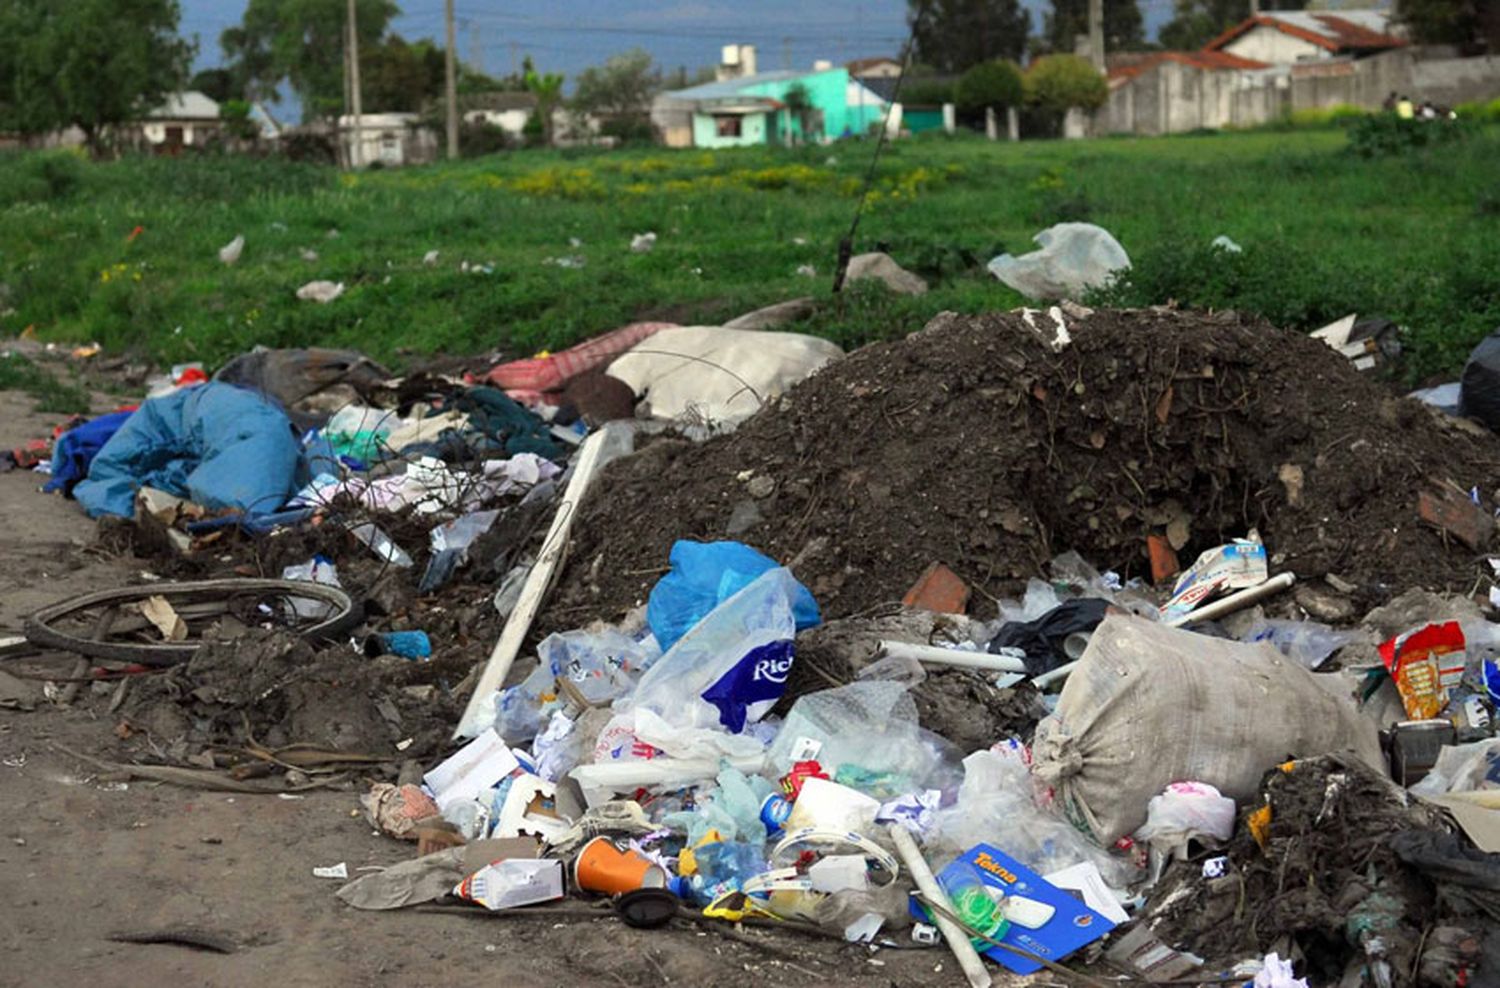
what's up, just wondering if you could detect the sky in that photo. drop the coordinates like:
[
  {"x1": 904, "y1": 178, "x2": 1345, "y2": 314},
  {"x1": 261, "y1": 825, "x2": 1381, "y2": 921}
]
[{"x1": 180, "y1": 0, "x2": 1179, "y2": 82}]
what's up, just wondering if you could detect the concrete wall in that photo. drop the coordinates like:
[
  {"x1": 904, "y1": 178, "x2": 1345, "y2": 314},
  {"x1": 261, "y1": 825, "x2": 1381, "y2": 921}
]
[
  {"x1": 1414, "y1": 54, "x2": 1500, "y2": 105},
  {"x1": 692, "y1": 110, "x2": 769, "y2": 148},
  {"x1": 1223, "y1": 26, "x2": 1327, "y2": 64},
  {"x1": 1101, "y1": 49, "x2": 1500, "y2": 134}
]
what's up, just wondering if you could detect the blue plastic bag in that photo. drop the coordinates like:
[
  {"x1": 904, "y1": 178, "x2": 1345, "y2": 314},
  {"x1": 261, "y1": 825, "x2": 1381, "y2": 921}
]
[{"x1": 647, "y1": 540, "x2": 821, "y2": 652}]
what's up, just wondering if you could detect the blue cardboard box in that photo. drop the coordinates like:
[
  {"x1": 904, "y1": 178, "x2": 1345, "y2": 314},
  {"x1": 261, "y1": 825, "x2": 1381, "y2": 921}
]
[{"x1": 913, "y1": 844, "x2": 1117, "y2": 975}]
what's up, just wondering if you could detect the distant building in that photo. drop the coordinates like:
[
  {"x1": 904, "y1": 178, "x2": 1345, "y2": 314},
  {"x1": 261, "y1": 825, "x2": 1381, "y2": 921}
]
[
  {"x1": 651, "y1": 45, "x2": 890, "y2": 148},
  {"x1": 137, "y1": 91, "x2": 224, "y2": 149},
  {"x1": 459, "y1": 91, "x2": 539, "y2": 141},
  {"x1": 1204, "y1": 11, "x2": 1407, "y2": 64},
  {"x1": 847, "y1": 56, "x2": 905, "y2": 102},
  {"x1": 338, "y1": 113, "x2": 438, "y2": 167}
]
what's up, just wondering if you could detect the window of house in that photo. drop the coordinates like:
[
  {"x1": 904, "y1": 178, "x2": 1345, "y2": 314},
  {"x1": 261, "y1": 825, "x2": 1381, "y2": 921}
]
[
  {"x1": 164, "y1": 125, "x2": 184, "y2": 145},
  {"x1": 714, "y1": 115, "x2": 743, "y2": 137}
]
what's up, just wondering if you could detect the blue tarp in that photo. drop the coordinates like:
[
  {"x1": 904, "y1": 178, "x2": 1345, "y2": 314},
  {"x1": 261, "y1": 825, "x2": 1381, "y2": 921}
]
[
  {"x1": 43, "y1": 409, "x2": 134, "y2": 496},
  {"x1": 73, "y1": 383, "x2": 303, "y2": 519}
]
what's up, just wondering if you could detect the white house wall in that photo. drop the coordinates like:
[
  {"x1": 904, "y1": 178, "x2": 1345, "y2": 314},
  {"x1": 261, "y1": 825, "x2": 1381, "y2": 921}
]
[{"x1": 1223, "y1": 27, "x2": 1327, "y2": 64}]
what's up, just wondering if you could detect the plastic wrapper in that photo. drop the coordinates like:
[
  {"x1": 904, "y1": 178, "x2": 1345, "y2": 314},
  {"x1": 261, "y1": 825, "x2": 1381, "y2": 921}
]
[
  {"x1": 1240, "y1": 618, "x2": 1356, "y2": 670},
  {"x1": 986, "y1": 222, "x2": 1130, "y2": 301}
]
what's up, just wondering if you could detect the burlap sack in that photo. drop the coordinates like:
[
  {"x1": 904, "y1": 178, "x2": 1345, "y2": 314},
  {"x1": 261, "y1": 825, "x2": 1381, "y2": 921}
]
[{"x1": 1031, "y1": 614, "x2": 1385, "y2": 845}]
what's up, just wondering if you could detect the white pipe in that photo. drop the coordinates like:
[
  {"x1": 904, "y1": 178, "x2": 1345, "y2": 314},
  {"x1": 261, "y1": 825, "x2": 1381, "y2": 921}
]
[
  {"x1": 455, "y1": 423, "x2": 632, "y2": 738},
  {"x1": 570, "y1": 754, "x2": 767, "y2": 792},
  {"x1": 1031, "y1": 660, "x2": 1079, "y2": 690},
  {"x1": 878, "y1": 641, "x2": 1027, "y2": 674},
  {"x1": 888, "y1": 824, "x2": 992, "y2": 988},
  {"x1": 1166, "y1": 572, "x2": 1296, "y2": 628}
]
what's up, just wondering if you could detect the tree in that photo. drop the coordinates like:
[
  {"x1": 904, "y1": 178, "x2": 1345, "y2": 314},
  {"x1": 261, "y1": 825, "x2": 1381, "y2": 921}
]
[
  {"x1": 190, "y1": 68, "x2": 238, "y2": 103},
  {"x1": 781, "y1": 82, "x2": 815, "y2": 144},
  {"x1": 0, "y1": 0, "x2": 193, "y2": 153},
  {"x1": 955, "y1": 59, "x2": 1024, "y2": 118},
  {"x1": 909, "y1": 0, "x2": 1032, "y2": 72},
  {"x1": 1025, "y1": 52, "x2": 1107, "y2": 114},
  {"x1": 572, "y1": 48, "x2": 662, "y2": 120},
  {"x1": 1156, "y1": 0, "x2": 1302, "y2": 51},
  {"x1": 1396, "y1": 0, "x2": 1498, "y2": 51},
  {"x1": 222, "y1": 0, "x2": 397, "y2": 121},
  {"x1": 361, "y1": 35, "x2": 445, "y2": 112},
  {"x1": 524, "y1": 59, "x2": 564, "y2": 146},
  {"x1": 1044, "y1": 0, "x2": 1144, "y2": 55}
]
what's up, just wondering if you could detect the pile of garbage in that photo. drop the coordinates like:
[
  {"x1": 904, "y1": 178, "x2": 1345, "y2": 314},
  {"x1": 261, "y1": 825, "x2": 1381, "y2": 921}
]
[{"x1": 8, "y1": 303, "x2": 1500, "y2": 986}]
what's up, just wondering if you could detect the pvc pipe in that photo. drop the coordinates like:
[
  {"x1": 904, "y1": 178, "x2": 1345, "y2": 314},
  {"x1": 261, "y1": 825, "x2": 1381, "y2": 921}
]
[
  {"x1": 878, "y1": 641, "x2": 1027, "y2": 674},
  {"x1": 1166, "y1": 572, "x2": 1297, "y2": 628},
  {"x1": 1031, "y1": 660, "x2": 1079, "y2": 690},
  {"x1": 570, "y1": 754, "x2": 767, "y2": 792},
  {"x1": 888, "y1": 824, "x2": 992, "y2": 988}
]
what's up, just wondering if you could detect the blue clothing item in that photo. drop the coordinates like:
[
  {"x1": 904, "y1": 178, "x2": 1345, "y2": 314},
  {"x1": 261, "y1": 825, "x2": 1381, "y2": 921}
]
[
  {"x1": 43, "y1": 409, "x2": 134, "y2": 496},
  {"x1": 647, "y1": 540, "x2": 821, "y2": 653},
  {"x1": 73, "y1": 383, "x2": 303, "y2": 519}
]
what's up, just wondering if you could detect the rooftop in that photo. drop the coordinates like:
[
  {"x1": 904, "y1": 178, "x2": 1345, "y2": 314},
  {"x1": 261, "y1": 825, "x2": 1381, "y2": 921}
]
[
  {"x1": 1206, "y1": 11, "x2": 1406, "y2": 53},
  {"x1": 147, "y1": 91, "x2": 220, "y2": 120},
  {"x1": 664, "y1": 68, "x2": 834, "y2": 101}
]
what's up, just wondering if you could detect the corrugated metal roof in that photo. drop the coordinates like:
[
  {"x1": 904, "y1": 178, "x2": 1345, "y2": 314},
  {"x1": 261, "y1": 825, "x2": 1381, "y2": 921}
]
[{"x1": 147, "y1": 91, "x2": 220, "y2": 120}]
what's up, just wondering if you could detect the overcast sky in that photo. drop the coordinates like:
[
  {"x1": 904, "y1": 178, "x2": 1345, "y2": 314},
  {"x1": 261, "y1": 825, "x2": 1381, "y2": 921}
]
[{"x1": 181, "y1": 0, "x2": 1178, "y2": 78}]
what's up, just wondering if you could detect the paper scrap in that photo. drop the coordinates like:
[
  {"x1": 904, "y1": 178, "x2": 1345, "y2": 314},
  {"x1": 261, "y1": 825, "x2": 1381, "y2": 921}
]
[{"x1": 313, "y1": 862, "x2": 349, "y2": 879}]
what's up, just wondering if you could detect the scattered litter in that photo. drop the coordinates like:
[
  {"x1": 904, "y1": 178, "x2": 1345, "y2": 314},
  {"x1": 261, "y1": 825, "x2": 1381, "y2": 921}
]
[
  {"x1": 987, "y1": 222, "x2": 1130, "y2": 300},
  {"x1": 313, "y1": 862, "x2": 349, "y2": 879},
  {"x1": 629, "y1": 232, "x2": 657, "y2": 253},
  {"x1": 218, "y1": 234, "x2": 244, "y2": 265},
  {"x1": 295, "y1": 280, "x2": 345, "y2": 303}
]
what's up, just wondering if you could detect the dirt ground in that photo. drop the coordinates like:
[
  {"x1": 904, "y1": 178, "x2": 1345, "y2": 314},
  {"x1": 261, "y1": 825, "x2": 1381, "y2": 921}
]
[{"x1": 0, "y1": 389, "x2": 964, "y2": 988}]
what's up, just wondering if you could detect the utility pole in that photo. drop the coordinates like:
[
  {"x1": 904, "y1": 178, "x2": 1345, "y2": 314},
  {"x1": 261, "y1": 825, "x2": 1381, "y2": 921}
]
[
  {"x1": 1087, "y1": 0, "x2": 1105, "y2": 73},
  {"x1": 1250, "y1": 0, "x2": 1261, "y2": 16},
  {"x1": 444, "y1": 0, "x2": 458, "y2": 159},
  {"x1": 347, "y1": 0, "x2": 363, "y2": 168}
]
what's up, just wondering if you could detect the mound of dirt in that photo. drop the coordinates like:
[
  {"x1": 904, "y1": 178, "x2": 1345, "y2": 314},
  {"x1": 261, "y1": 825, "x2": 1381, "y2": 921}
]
[
  {"x1": 1140, "y1": 756, "x2": 1478, "y2": 985},
  {"x1": 125, "y1": 629, "x2": 457, "y2": 758},
  {"x1": 541, "y1": 307, "x2": 1500, "y2": 632}
]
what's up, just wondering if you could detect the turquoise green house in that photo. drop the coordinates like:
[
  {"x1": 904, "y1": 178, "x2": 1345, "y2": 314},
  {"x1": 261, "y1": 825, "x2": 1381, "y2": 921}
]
[{"x1": 651, "y1": 67, "x2": 889, "y2": 149}]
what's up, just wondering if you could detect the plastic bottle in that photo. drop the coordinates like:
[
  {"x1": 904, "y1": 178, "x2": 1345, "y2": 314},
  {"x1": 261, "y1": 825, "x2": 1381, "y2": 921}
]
[{"x1": 938, "y1": 861, "x2": 1010, "y2": 949}]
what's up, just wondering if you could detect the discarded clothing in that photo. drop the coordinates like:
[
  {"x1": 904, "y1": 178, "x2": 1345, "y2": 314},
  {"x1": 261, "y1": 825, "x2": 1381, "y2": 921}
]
[
  {"x1": 988, "y1": 598, "x2": 1110, "y2": 676},
  {"x1": 454, "y1": 387, "x2": 562, "y2": 459},
  {"x1": 73, "y1": 383, "x2": 303, "y2": 519},
  {"x1": 43, "y1": 409, "x2": 134, "y2": 497}
]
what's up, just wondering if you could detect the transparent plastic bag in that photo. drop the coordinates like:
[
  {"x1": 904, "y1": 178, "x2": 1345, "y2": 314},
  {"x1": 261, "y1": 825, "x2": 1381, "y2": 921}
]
[
  {"x1": 1240, "y1": 618, "x2": 1356, "y2": 670},
  {"x1": 932, "y1": 747, "x2": 1141, "y2": 888},
  {"x1": 631, "y1": 567, "x2": 799, "y2": 735},
  {"x1": 493, "y1": 628, "x2": 659, "y2": 744},
  {"x1": 768, "y1": 680, "x2": 934, "y2": 792}
]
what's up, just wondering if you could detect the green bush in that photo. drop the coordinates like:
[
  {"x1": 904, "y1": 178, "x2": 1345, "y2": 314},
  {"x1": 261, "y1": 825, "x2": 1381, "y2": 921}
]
[
  {"x1": 955, "y1": 60, "x2": 1024, "y2": 117},
  {"x1": 1281, "y1": 104, "x2": 1367, "y2": 130},
  {"x1": 902, "y1": 79, "x2": 956, "y2": 107},
  {"x1": 1346, "y1": 113, "x2": 1468, "y2": 157},
  {"x1": 1455, "y1": 97, "x2": 1500, "y2": 123},
  {"x1": 0, "y1": 149, "x2": 86, "y2": 205}
]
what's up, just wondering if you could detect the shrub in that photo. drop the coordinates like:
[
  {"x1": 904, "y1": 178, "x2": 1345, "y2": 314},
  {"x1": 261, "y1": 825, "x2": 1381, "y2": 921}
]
[
  {"x1": 1286, "y1": 104, "x2": 1368, "y2": 129},
  {"x1": 1025, "y1": 54, "x2": 1108, "y2": 114},
  {"x1": 903, "y1": 79, "x2": 956, "y2": 107},
  {"x1": 0, "y1": 149, "x2": 85, "y2": 205},
  {"x1": 1346, "y1": 113, "x2": 1468, "y2": 157},
  {"x1": 955, "y1": 60, "x2": 1024, "y2": 117}
]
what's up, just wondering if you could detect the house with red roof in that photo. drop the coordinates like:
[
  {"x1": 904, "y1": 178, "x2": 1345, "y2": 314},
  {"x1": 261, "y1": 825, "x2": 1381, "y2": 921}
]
[{"x1": 1204, "y1": 10, "x2": 1407, "y2": 65}]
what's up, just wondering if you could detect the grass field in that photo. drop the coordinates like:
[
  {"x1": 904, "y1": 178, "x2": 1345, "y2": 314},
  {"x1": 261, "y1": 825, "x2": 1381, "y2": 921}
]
[{"x1": 2, "y1": 126, "x2": 1498, "y2": 382}]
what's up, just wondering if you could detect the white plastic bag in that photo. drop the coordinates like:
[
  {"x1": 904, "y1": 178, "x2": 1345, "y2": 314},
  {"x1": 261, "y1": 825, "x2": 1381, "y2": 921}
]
[
  {"x1": 628, "y1": 567, "x2": 798, "y2": 739},
  {"x1": 1134, "y1": 781, "x2": 1236, "y2": 860},
  {"x1": 1410, "y1": 739, "x2": 1500, "y2": 796},
  {"x1": 987, "y1": 222, "x2": 1130, "y2": 301}
]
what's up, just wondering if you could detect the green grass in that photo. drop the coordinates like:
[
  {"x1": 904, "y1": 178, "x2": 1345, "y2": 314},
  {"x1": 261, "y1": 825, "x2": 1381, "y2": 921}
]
[
  {"x1": 0, "y1": 352, "x2": 91, "y2": 413},
  {"x1": 2, "y1": 127, "x2": 1498, "y2": 382}
]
